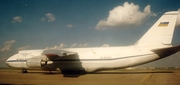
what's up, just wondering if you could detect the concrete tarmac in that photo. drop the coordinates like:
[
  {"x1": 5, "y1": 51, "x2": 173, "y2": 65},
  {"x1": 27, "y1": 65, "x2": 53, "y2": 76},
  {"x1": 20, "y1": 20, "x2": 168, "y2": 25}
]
[{"x1": 1, "y1": 69, "x2": 180, "y2": 85}]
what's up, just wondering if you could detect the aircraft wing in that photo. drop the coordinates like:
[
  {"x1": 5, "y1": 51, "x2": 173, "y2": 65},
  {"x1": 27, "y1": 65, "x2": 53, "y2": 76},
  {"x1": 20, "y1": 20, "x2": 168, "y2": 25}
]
[{"x1": 41, "y1": 49, "x2": 78, "y2": 61}]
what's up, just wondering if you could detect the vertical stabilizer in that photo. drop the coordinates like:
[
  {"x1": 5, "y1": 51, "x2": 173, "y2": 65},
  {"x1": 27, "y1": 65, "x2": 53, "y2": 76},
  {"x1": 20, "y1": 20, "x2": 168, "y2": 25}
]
[{"x1": 136, "y1": 10, "x2": 179, "y2": 47}]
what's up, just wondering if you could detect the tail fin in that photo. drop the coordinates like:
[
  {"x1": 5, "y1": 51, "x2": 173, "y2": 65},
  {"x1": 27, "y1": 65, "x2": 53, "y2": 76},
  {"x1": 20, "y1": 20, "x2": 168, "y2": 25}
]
[{"x1": 136, "y1": 10, "x2": 179, "y2": 47}]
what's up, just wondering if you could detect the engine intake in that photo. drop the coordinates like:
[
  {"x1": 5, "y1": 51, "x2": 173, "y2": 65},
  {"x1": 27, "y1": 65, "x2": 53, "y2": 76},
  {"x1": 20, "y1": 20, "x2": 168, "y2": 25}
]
[{"x1": 26, "y1": 58, "x2": 47, "y2": 68}]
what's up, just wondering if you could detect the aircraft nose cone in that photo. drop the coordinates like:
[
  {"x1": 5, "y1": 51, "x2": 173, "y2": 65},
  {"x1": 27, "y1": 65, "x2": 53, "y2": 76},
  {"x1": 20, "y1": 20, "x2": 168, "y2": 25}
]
[{"x1": 6, "y1": 59, "x2": 11, "y2": 67}]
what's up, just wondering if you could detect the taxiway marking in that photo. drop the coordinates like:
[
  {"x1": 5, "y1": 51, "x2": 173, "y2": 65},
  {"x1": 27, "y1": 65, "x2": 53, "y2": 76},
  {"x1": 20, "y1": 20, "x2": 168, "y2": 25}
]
[{"x1": 138, "y1": 73, "x2": 151, "y2": 85}]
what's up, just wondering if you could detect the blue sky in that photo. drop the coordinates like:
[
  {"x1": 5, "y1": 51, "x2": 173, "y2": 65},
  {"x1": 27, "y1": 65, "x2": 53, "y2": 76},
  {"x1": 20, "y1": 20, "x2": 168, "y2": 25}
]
[{"x1": 0, "y1": 0, "x2": 180, "y2": 67}]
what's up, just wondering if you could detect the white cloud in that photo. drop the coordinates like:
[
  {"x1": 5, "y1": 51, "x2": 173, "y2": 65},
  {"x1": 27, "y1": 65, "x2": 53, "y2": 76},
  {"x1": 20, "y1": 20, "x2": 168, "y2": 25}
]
[
  {"x1": 79, "y1": 43, "x2": 89, "y2": 47},
  {"x1": 70, "y1": 43, "x2": 89, "y2": 48},
  {"x1": 46, "y1": 43, "x2": 89, "y2": 49},
  {"x1": 66, "y1": 24, "x2": 73, "y2": 28},
  {"x1": 17, "y1": 46, "x2": 31, "y2": 51},
  {"x1": 59, "y1": 44, "x2": 66, "y2": 48},
  {"x1": 11, "y1": 16, "x2": 22, "y2": 23},
  {"x1": 102, "y1": 44, "x2": 110, "y2": 47},
  {"x1": 45, "y1": 43, "x2": 66, "y2": 49},
  {"x1": 1, "y1": 40, "x2": 16, "y2": 51},
  {"x1": 46, "y1": 13, "x2": 56, "y2": 22},
  {"x1": 70, "y1": 43, "x2": 78, "y2": 48},
  {"x1": 95, "y1": 2, "x2": 156, "y2": 30},
  {"x1": 41, "y1": 13, "x2": 56, "y2": 22}
]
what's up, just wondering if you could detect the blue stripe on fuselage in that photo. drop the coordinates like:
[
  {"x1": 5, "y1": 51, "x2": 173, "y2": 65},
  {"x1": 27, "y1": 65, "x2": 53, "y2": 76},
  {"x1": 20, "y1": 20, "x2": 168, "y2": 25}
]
[
  {"x1": 6, "y1": 53, "x2": 155, "y2": 62},
  {"x1": 6, "y1": 60, "x2": 27, "y2": 62}
]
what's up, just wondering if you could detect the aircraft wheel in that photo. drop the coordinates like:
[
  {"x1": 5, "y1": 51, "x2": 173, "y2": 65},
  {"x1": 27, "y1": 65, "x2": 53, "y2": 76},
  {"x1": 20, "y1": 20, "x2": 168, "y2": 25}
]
[{"x1": 22, "y1": 69, "x2": 28, "y2": 73}]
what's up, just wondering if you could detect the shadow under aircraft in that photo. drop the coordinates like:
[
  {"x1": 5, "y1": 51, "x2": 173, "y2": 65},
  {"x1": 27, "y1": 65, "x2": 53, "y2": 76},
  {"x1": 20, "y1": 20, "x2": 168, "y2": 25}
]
[{"x1": 41, "y1": 49, "x2": 87, "y2": 77}]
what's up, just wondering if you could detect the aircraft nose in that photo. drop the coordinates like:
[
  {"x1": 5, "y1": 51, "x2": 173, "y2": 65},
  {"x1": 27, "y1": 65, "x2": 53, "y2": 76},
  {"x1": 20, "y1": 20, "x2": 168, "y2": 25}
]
[
  {"x1": 6, "y1": 58, "x2": 12, "y2": 67},
  {"x1": 6, "y1": 54, "x2": 18, "y2": 67}
]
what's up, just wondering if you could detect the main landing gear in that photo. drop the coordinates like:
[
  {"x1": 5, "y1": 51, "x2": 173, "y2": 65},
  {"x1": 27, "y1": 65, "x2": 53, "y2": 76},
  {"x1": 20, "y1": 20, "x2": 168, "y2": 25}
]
[
  {"x1": 22, "y1": 69, "x2": 28, "y2": 73},
  {"x1": 45, "y1": 67, "x2": 52, "y2": 74}
]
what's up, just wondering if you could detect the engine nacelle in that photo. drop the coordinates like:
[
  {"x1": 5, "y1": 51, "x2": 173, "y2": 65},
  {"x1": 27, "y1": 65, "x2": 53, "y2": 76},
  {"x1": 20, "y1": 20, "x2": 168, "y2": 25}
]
[{"x1": 26, "y1": 58, "x2": 47, "y2": 68}]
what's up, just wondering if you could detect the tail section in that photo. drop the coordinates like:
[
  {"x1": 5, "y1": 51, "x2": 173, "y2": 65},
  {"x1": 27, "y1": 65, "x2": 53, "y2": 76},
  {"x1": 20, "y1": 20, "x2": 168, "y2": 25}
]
[{"x1": 136, "y1": 10, "x2": 179, "y2": 47}]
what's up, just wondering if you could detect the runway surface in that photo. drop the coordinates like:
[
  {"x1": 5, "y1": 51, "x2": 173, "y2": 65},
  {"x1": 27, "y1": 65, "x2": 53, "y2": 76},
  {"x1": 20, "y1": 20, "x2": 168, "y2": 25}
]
[{"x1": 1, "y1": 69, "x2": 180, "y2": 85}]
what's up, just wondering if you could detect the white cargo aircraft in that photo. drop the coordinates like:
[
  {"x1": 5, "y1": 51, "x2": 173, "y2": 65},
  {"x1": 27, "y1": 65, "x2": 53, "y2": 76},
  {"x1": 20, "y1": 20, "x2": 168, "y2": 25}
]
[{"x1": 6, "y1": 10, "x2": 180, "y2": 73}]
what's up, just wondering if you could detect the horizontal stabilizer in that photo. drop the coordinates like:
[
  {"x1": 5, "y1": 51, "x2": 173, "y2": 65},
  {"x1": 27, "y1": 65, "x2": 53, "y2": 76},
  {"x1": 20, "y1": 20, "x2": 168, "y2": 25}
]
[{"x1": 152, "y1": 45, "x2": 180, "y2": 58}]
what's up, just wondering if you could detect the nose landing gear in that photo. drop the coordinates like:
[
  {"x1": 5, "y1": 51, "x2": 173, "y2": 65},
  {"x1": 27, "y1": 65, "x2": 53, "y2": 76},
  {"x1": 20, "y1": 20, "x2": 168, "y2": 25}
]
[{"x1": 22, "y1": 69, "x2": 28, "y2": 73}]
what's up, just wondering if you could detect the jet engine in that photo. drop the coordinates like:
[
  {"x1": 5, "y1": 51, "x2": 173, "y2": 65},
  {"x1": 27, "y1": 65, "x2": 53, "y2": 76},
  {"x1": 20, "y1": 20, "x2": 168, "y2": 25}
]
[{"x1": 26, "y1": 58, "x2": 47, "y2": 68}]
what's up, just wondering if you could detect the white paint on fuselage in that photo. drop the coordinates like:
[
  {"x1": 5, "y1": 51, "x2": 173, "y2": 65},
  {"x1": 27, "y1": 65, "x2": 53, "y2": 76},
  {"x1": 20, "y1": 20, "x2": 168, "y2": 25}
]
[{"x1": 62, "y1": 46, "x2": 160, "y2": 72}]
